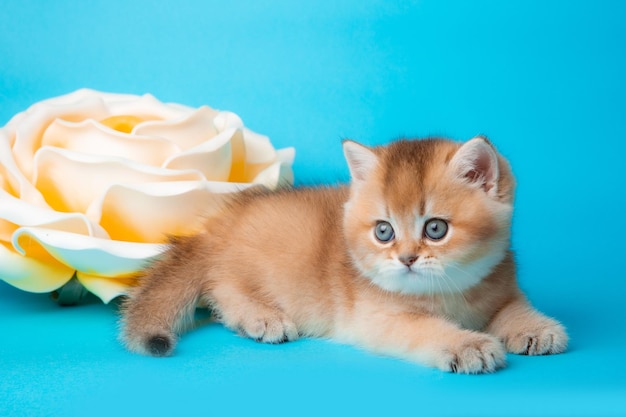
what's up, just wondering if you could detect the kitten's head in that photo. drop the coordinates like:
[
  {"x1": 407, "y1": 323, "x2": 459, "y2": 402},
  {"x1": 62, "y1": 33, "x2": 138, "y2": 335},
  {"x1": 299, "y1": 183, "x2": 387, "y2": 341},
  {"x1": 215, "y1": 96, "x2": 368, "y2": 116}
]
[{"x1": 342, "y1": 136, "x2": 515, "y2": 295}]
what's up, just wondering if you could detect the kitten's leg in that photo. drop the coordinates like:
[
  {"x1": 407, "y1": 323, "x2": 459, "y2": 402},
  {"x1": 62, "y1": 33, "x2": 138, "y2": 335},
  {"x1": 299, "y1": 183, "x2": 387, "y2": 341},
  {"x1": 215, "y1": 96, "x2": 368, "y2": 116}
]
[
  {"x1": 206, "y1": 282, "x2": 299, "y2": 344},
  {"x1": 343, "y1": 311, "x2": 506, "y2": 374},
  {"x1": 486, "y1": 297, "x2": 568, "y2": 355}
]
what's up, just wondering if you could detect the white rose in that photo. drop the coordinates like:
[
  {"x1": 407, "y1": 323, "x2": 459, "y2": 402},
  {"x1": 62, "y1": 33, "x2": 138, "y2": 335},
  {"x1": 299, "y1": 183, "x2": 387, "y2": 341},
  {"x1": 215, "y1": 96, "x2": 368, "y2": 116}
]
[{"x1": 0, "y1": 89, "x2": 295, "y2": 303}]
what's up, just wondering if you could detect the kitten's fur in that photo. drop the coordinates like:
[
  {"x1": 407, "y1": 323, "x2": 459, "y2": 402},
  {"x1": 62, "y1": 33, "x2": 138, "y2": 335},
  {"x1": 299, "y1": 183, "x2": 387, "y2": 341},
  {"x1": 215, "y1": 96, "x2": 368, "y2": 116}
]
[{"x1": 121, "y1": 136, "x2": 568, "y2": 373}]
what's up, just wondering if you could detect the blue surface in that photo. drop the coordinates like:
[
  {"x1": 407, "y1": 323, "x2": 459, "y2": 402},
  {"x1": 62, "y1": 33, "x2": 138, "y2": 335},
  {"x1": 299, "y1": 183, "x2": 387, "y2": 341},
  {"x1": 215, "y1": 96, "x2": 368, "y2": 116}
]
[{"x1": 1, "y1": 1, "x2": 625, "y2": 416}]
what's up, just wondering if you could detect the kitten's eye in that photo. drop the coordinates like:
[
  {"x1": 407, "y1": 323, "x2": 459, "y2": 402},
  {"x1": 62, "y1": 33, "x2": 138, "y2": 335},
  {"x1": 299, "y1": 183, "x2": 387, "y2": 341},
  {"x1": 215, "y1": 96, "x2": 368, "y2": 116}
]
[
  {"x1": 374, "y1": 221, "x2": 395, "y2": 243},
  {"x1": 424, "y1": 218, "x2": 448, "y2": 240}
]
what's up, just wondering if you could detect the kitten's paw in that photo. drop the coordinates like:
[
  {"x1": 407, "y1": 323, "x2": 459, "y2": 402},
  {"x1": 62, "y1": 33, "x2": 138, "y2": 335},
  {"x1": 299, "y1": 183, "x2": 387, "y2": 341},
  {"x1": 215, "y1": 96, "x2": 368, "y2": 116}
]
[
  {"x1": 237, "y1": 311, "x2": 299, "y2": 344},
  {"x1": 439, "y1": 332, "x2": 506, "y2": 374},
  {"x1": 504, "y1": 319, "x2": 568, "y2": 355}
]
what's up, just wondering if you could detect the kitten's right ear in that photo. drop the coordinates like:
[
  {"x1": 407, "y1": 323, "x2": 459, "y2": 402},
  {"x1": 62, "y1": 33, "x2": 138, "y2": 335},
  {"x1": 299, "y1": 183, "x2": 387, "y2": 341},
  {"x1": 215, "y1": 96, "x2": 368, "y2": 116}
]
[{"x1": 343, "y1": 140, "x2": 378, "y2": 182}]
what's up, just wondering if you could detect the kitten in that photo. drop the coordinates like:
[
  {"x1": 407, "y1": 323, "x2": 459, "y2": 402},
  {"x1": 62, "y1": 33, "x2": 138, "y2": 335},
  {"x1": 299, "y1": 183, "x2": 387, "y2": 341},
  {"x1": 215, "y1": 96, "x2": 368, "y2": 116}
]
[{"x1": 121, "y1": 136, "x2": 568, "y2": 374}]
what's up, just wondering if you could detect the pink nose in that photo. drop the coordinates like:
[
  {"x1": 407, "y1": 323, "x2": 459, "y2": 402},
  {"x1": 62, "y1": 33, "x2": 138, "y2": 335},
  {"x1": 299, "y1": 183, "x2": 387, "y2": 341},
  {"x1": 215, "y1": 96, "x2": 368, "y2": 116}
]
[{"x1": 399, "y1": 255, "x2": 417, "y2": 267}]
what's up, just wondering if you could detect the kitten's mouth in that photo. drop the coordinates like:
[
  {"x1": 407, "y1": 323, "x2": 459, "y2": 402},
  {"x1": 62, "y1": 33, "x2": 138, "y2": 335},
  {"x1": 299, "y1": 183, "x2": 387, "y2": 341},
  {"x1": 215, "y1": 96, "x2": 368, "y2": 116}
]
[
  {"x1": 403, "y1": 267, "x2": 421, "y2": 276},
  {"x1": 403, "y1": 265, "x2": 439, "y2": 278}
]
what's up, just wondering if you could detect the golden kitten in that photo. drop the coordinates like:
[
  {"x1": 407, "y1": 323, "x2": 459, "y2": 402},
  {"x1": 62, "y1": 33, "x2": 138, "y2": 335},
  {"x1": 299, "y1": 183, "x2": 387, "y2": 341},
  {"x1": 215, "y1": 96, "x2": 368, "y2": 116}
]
[{"x1": 121, "y1": 136, "x2": 568, "y2": 374}]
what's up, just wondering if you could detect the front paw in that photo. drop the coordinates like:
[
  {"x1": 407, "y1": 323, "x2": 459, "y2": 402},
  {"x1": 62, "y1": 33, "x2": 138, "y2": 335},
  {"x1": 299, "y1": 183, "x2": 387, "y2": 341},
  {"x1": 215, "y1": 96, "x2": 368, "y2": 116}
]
[
  {"x1": 504, "y1": 318, "x2": 568, "y2": 355},
  {"x1": 438, "y1": 331, "x2": 506, "y2": 374}
]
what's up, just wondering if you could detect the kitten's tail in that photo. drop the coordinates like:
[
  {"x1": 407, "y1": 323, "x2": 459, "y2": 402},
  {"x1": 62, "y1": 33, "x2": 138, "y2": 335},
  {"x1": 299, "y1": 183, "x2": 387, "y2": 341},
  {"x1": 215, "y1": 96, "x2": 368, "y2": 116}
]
[{"x1": 120, "y1": 236, "x2": 205, "y2": 357}]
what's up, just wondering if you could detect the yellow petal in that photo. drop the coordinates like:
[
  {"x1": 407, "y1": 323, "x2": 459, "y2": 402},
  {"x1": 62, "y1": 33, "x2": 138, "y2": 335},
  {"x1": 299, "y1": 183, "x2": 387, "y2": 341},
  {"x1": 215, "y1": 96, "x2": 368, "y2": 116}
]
[
  {"x1": 0, "y1": 241, "x2": 74, "y2": 293},
  {"x1": 0, "y1": 128, "x2": 51, "y2": 207},
  {"x1": 100, "y1": 115, "x2": 152, "y2": 134},
  {"x1": 227, "y1": 129, "x2": 247, "y2": 183},
  {"x1": 276, "y1": 147, "x2": 296, "y2": 166},
  {"x1": 10, "y1": 90, "x2": 111, "y2": 179},
  {"x1": 32, "y1": 146, "x2": 204, "y2": 215},
  {"x1": 95, "y1": 181, "x2": 249, "y2": 243},
  {"x1": 0, "y1": 218, "x2": 17, "y2": 243},
  {"x1": 12, "y1": 227, "x2": 163, "y2": 276},
  {"x1": 247, "y1": 148, "x2": 296, "y2": 189},
  {"x1": 235, "y1": 128, "x2": 281, "y2": 182},
  {"x1": 41, "y1": 119, "x2": 180, "y2": 167},
  {"x1": 252, "y1": 159, "x2": 295, "y2": 189},
  {"x1": 0, "y1": 187, "x2": 108, "y2": 240},
  {"x1": 133, "y1": 106, "x2": 220, "y2": 150},
  {"x1": 105, "y1": 93, "x2": 191, "y2": 120},
  {"x1": 213, "y1": 111, "x2": 244, "y2": 131},
  {"x1": 163, "y1": 128, "x2": 238, "y2": 182},
  {"x1": 77, "y1": 273, "x2": 139, "y2": 303},
  {"x1": 242, "y1": 128, "x2": 278, "y2": 164}
]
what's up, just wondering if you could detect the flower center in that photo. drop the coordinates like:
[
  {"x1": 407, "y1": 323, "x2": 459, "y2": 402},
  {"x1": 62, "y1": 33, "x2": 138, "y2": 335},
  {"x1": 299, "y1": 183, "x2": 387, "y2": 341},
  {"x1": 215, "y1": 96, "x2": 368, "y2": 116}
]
[{"x1": 100, "y1": 115, "x2": 146, "y2": 133}]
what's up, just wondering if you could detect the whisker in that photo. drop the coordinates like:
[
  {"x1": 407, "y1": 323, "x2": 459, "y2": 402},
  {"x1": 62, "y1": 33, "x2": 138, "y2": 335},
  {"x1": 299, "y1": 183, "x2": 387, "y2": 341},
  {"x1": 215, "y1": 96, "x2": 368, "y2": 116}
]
[
  {"x1": 431, "y1": 269, "x2": 451, "y2": 314},
  {"x1": 420, "y1": 268, "x2": 433, "y2": 312},
  {"x1": 444, "y1": 264, "x2": 476, "y2": 294},
  {"x1": 427, "y1": 270, "x2": 437, "y2": 313},
  {"x1": 445, "y1": 262, "x2": 474, "y2": 278},
  {"x1": 440, "y1": 269, "x2": 471, "y2": 308},
  {"x1": 438, "y1": 269, "x2": 453, "y2": 292}
]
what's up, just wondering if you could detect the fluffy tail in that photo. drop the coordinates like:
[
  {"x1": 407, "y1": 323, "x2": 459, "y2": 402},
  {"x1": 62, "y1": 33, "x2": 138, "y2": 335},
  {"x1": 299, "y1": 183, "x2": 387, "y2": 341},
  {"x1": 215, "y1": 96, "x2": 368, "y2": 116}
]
[{"x1": 120, "y1": 236, "x2": 205, "y2": 356}]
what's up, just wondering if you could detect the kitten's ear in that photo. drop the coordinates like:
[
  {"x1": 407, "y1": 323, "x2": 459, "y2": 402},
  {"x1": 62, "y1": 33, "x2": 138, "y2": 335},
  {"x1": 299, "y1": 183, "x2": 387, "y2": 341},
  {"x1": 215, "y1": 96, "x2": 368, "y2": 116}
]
[
  {"x1": 449, "y1": 136, "x2": 499, "y2": 195},
  {"x1": 343, "y1": 140, "x2": 378, "y2": 182}
]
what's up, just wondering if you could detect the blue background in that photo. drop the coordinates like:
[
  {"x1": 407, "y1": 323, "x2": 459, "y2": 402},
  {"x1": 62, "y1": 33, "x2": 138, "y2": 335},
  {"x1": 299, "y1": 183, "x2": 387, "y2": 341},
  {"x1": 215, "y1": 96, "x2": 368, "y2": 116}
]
[{"x1": 1, "y1": 1, "x2": 625, "y2": 416}]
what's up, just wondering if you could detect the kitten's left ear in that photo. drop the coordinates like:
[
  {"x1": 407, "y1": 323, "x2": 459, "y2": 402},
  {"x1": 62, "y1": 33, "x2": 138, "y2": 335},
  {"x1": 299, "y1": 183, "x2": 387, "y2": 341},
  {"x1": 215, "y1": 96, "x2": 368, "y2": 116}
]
[
  {"x1": 449, "y1": 136, "x2": 499, "y2": 195},
  {"x1": 343, "y1": 140, "x2": 378, "y2": 182}
]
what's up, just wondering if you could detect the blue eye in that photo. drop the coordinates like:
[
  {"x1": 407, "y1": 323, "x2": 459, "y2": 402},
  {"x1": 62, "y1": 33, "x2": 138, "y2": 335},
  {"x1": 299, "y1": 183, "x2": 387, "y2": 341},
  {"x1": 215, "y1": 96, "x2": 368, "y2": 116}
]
[
  {"x1": 375, "y1": 221, "x2": 395, "y2": 243},
  {"x1": 424, "y1": 218, "x2": 448, "y2": 240}
]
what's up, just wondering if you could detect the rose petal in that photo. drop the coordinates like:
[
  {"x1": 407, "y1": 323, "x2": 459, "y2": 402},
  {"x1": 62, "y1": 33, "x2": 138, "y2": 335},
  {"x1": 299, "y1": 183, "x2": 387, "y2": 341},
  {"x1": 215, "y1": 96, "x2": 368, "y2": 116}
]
[
  {"x1": 76, "y1": 273, "x2": 139, "y2": 303},
  {"x1": 237, "y1": 128, "x2": 282, "y2": 182},
  {"x1": 133, "y1": 106, "x2": 220, "y2": 150},
  {"x1": 0, "y1": 187, "x2": 108, "y2": 240},
  {"x1": 242, "y1": 128, "x2": 278, "y2": 164},
  {"x1": 276, "y1": 147, "x2": 296, "y2": 165},
  {"x1": 41, "y1": 119, "x2": 180, "y2": 166},
  {"x1": 32, "y1": 146, "x2": 205, "y2": 215},
  {"x1": 162, "y1": 128, "x2": 240, "y2": 182},
  {"x1": 250, "y1": 147, "x2": 295, "y2": 188},
  {"x1": 2, "y1": 111, "x2": 27, "y2": 144},
  {"x1": 10, "y1": 91, "x2": 111, "y2": 179},
  {"x1": 12, "y1": 227, "x2": 163, "y2": 276},
  {"x1": 93, "y1": 181, "x2": 250, "y2": 243},
  {"x1": 0, "y1": 241, "x2": 75, "y2": 293},
  {"x1": 227, "y1": 128, "x2": 247, "y2": 183},
  {"x1": 1, "y1": 127, "x2": 53, "y2": 207},
  {"x1": 105, "y1": 93, "x2": 192, "y2": 120},
  {"x1": 252, "y1": 159, "x2": 295, "y2": 189},
  {"x1": 213, "y1": 111, "x2": 244, "y2": 131}
]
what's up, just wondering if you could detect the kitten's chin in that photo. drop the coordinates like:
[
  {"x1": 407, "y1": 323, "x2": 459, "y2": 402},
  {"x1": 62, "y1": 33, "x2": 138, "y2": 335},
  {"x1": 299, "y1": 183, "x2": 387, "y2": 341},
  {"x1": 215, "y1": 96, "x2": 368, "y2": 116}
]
[{"x1": 365, "y1": 269, "x2": 458, "y2": 296}]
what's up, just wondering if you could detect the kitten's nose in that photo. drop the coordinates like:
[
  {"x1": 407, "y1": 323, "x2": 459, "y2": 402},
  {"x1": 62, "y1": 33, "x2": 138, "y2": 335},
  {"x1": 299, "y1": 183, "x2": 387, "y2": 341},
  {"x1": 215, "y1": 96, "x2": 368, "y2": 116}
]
[{"x1": 399, "y1": 254, "x2": 418, "y2": 267}]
